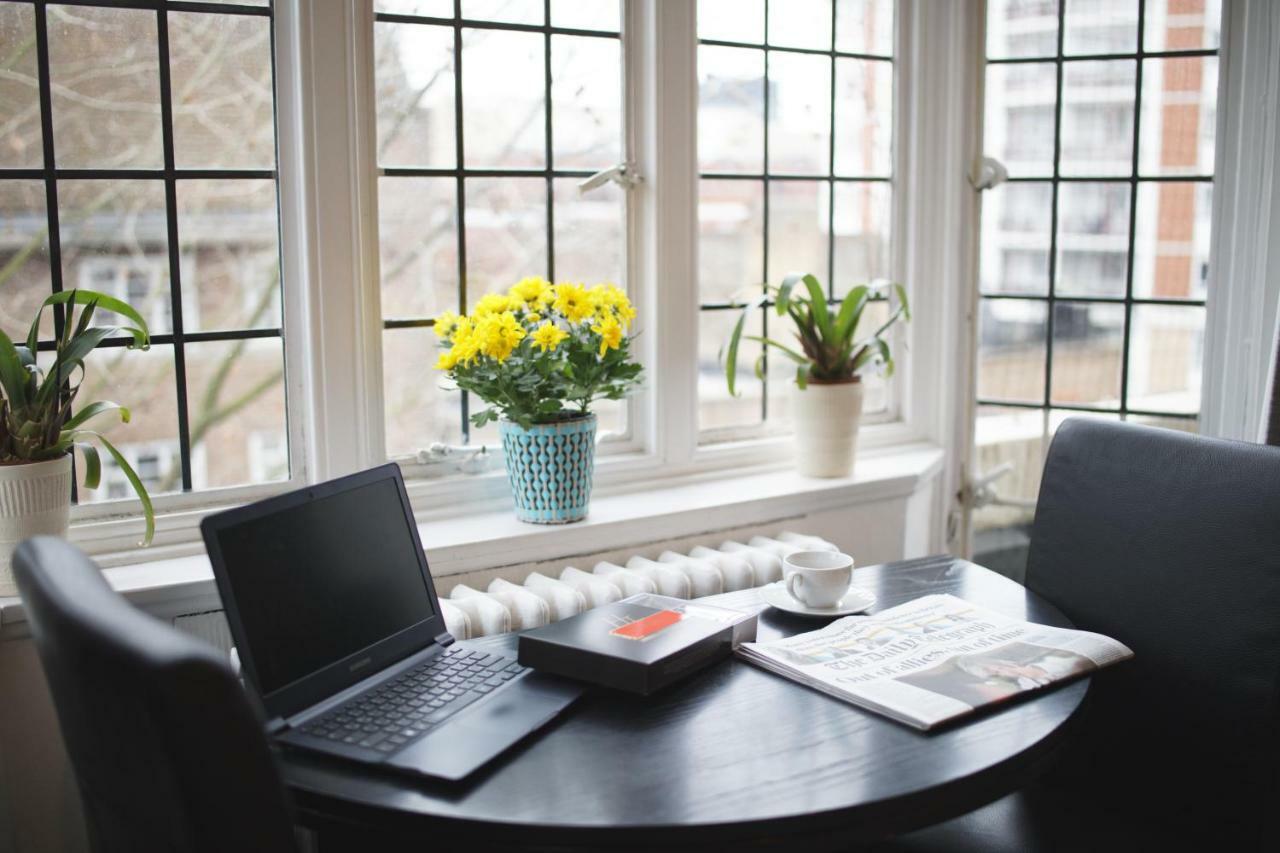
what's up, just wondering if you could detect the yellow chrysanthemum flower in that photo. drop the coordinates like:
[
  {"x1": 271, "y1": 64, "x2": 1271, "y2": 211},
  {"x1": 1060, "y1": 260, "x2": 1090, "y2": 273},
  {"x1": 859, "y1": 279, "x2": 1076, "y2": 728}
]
[
  {"x1": 531, "y1": 321, "x2": 570, "y2": 353},
  {"x1": 508, "y1": 276, "x2": 553, "y2": 308},
  {"x1": 435, "y1": 348, "x2": 459, "y2": 371},
  {"x1": 474, "y1": 292, "x2": 515, "y2": 316},
  {"x1": 588, "y1": 283, "x2": 637, "y2": 329},
  {"x1": 526, "y1": 312, "x2": 541, "y2": 324},
  {"x1": 552, "y1": 282, "x2": 594, "y2": 324},
  {"x1": 433, "y1": 310, "x2": 461, "y2": 340},
  {"x1": 474, "y1": 311, "x2": 526, "y2": 362},
  {"x1": 591, "y1": 313, "x2": 624, "y2": 357}
]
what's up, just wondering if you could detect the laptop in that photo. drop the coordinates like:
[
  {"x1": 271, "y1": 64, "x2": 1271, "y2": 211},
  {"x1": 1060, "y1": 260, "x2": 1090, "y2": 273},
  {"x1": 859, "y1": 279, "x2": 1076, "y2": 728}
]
[{"x1": 201, "y1": 463, "x2": 584, "y2": 781}]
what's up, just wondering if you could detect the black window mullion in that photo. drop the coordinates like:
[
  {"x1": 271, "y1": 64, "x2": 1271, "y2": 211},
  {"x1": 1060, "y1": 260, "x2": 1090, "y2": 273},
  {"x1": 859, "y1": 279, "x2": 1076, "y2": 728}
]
[
  {"x1": 544, "y1": 0, "x2": 555, "y2": 283},
  {"x1": 1042, "y1": 0, "x2": 1067, "y2": 415},
  {"x1": 1119, "y1": 1, "x2": 1148, "y2": 415},
  {"x1": 453, "y1": 0, "x2": 470, "y2": 442},
  {"x1": 826, "y1": 0, "x2": 837, "y2": 301},
  {"x1": 760, "y1": 0, "x2": 771, "y2": 424}
]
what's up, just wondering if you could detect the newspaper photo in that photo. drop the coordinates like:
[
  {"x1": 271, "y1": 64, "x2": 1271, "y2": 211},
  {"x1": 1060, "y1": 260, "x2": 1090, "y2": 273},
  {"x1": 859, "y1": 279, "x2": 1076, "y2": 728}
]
[{"x1": 737, "y1": 593, "x2": 1133, "y2": 730}]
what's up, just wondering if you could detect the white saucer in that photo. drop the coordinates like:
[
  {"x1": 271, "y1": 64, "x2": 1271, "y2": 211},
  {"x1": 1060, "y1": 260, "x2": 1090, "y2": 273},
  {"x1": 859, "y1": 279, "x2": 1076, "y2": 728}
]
[{"x1": 759, "y1": 582, "x2": 876, "y2": 617}]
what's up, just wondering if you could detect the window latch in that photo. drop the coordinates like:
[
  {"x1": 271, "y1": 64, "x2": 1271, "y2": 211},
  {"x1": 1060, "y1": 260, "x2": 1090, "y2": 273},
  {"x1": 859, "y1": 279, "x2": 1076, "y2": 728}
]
[
  {"x1": 579, "y1": 162, "x2": 642, "y2": 195},
  {"x1": 969, "y1": 156, "x2": 1008, "y2": 192}
]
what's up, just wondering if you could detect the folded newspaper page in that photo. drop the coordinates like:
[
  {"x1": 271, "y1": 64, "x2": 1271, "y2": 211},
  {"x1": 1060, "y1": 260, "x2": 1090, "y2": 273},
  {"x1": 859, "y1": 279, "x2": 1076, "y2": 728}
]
[{"x1": 737, "y1": 593, "x2": 1133, "y2": 730}]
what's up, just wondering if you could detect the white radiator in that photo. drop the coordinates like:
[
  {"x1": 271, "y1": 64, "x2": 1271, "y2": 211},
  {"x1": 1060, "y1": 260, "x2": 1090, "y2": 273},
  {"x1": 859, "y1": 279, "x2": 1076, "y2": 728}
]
[{"x1": 440, "y1": 531, "x2": 836, "y2": 638}]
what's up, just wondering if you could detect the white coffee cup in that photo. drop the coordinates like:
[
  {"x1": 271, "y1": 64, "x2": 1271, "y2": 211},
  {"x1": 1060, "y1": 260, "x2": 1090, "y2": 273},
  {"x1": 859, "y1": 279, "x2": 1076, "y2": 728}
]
[{"x1": 784, "y1": 550, "x2": 855, "y2": 608}]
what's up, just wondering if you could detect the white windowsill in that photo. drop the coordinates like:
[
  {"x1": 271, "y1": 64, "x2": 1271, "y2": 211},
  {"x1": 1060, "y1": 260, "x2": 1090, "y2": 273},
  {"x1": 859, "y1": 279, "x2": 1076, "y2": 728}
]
[{"x1": 0, "y1": 441, "x2": 944, "y2": 637}]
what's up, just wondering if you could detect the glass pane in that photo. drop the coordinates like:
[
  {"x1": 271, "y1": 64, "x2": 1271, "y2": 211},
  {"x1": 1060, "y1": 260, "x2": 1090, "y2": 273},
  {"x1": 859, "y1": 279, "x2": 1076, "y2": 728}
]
[
  {"x1": 767, "y1": 180, "x2": 828, "y2": 285},
  {"x1": 377, "y1": 0, "x2": 454, "y2": 16},
  {"x1": 593, "y1": 397, "x2": 625, "y2": 439},
  {"x1": 854, "y1": 296, "x2": 890, "y2": 412},
  {"x1": 1049, "y1": 301, "x2": 1124, "y2": 407},
  {"x1": 1139, "y1": 56, "x2": 1216, "y2": 177},
  {"x1": 972, "y1": 404, "x2": 1046, "y2": 534},
  {"x1": 74, "y1": 343, "x2": 181, "y2": 504},
  {"x1": 767, "y1": 0, "x2": 832, "y2": 50},
  {"x1": 47, "y1": 5, "x2": 162, "y2": 169},
  {"x1": 986, "y1": 0, "x2": 1059, "y2": 60},
  {"x1": 57, "y1": 180, "x2": 171, "y2": 334},
  {"x1": 1125, "y1": 413, "x2": 1198, "y2": 434},
  {"x1": 462, "y1": 29, "x2": 544, "y2": 168},
  {"x1": 1063, "y1": 0, "x2": 1138, "y2": 55},
  {"x1": 1128, "y1": 304, "x2": 1204, "y2": 414},
  {"x1": 698, "y1": 0, "x2": 765, "y2": 43},
  {"x1": 1055, "y1": 181, "x2": 1130, "y2": 298},
  {"x1": 1144, "y1": 0, "x2": 1220, "y2": 52},
  {"x1": 979, "y1": 299, "x2": 1048, "y2": 403},
  {"x1": 384, "y1": 326, "x2": 462, "y2": 458},
  {"x1": 984, "y1": 63, "x2": 1056, "y2": 178},
  {"x1": 169, "y1": 12, "x2": 274, "y2": 170},
  {"x1": 464, "y1": 177, "x2": 546, "y2": 305},
  {"x1": 699, "y1": 308, "x2": 763, "y2": 432},
  {"x1": 378, "y1": 176, "x2": 457, "y2": 319},
  {"x1": 551, "y1": 0, "x2": 621, "y2": 32},
  {"x1": 1132, "y1": 181, "x2": 1211, "y2": 300},
  {"x1": 980, "y1": 182, "x2": 1052, "y2": 296},
  {"x1": 768, "y1": 51, "x2": 832, "y2": 174},
  {"x1": 1059, "y1": 60, "x2": 1136, "y2": 177},
  {"x1": 553, "y1": 177, "x2": 623, "y2": 284},
  {"x1": 177, "y1": 179, "x2": 280, "y2": 333},
  {"x1": 698, "y1": 46, "x2": 765, "y2": 174},
  {"x1": 0, "y1": 181, "x2": 52, "y2": 341},
  {"x1": 375, "y1": 22, "x2": 456, "y2": 168},
  {"x1": 836, "y1": 0, "x2": 894, "y2": 56},
  {"x1": 699, "y1": 178, "x2": 763, "y2": 304},
  {"x1": 833, "y1": 58, "x2": 892, "y2": 177},
  {"x1": 186, "y1": 338, "x2": 288, "y2": 489},
  {"x1": 461, "y1": 0, "x2": 543, "y2": 25},
  {"x1": 551, "y1": 35, "x2": 621, "y2": 170},
  {"x1": 0, "y1": 3, "x2": 42, "y2": 168},
  {"x1": 831, "y1": 180, "x2": 891, "y2": 295}
]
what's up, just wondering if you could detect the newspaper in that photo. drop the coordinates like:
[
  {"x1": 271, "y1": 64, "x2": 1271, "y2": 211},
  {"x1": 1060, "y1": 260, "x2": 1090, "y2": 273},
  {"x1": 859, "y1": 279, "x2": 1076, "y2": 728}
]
[{"x1": 737, "y1": 593, "x2": 1133, "y2": 730}]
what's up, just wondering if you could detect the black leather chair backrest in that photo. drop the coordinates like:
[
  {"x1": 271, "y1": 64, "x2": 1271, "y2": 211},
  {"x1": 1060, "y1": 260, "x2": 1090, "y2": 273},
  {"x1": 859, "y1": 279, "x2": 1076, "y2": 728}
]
[
  {"x1": 1027, "y1": 419, "x2": 1280, "y2": 844},
  {"x1": 13, "y1": 536, "x2": 298, "y2": 853}
]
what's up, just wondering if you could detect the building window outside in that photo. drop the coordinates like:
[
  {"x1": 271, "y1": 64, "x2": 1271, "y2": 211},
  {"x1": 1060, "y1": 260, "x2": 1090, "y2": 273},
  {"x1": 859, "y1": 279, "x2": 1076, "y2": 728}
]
[
  {"x1": 976, "y1": 0, "x2": 1219, "y2": 535},
  {"x1": 0, "y1": 0, "x2": 291, "y2": 505}
]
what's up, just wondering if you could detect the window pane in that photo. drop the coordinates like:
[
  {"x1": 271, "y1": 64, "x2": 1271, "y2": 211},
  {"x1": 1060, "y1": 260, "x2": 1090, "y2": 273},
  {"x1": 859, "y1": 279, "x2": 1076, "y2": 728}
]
[
  {"x1": 377, "y1": 0, "x2": 454, "y2": 17},
  {"x1": 972, "y1": 405, "x2": 1046, "y2": 533},
  {"x1": 768, "y1": 51, "x2": 832, "y2": 174},
  {"x1": 986, "y1": 0, "x2": 1059, "y2": 60},
  {"x1": 551, "y1": 35, "x2": 622, "y2": 170},
  {"x1": 464, "y1": 177, "x2": 546, "y2": 305},
  {"x1": 984, "y1": 63, "x2": 1056, "y2": 178},
  {"x1": 384, "y1": 326, "x2": 462, "y2": 459},
  {"x1": 833, "y1": 58, "x2": 892, "y2": 177},
  {"x1": 699, "y1": 308, "x2": 763, "y2": 432},
  {"x1": 177, "y1": 179, "x2": 280, "y2": 333},
  {"x1": 1144, "y1": 0, "x2": 1220, "y2": 52},
  {"x1": 768, "y1": 0, "x2": 832, "y2": 51},
  {"x1": 698, "y1": 46, "x2": 765, "y2": 174},
  {"x1": 1125, "y1": 413, "x2": 1198, "y2": 433},
  {"x1": 1128, "y1": 304, "x2": 1204, "y2": 414},
  {"x1": 980, "y1": 182, "x2": 1052, "y2": 296},
  {"x1": 1059, "y1": 60, "x2": 1136, "y2": 177},
  {"x1": 47, "y1": 5, "x2": 162, "y2": 169},
  {"x1": 186, "y1": 338, "x2": 288, "y2": 489},
  {"x1": 462, "y1": 29, "x2": 544, "y2": 168},
  {"x1": 1063, "y1": 0, "x2": 1138, "y2": 56},
  {"x1": 699, "y1": 179, "x2": 763, "y2": 304},
  {"x1": 1132, "y1": 181, "x2": 1210, "y2": 301},
  {"x1": 375, "y1": 22, "x2": 456, "y2": 169},
  {"x1": 378, "y1": 176, "x2": 457, "y2": 319},
  {"x1": 831, "y1": 180, "x2": 891, "y2": 295},
  {"x1": 1139, "y1": 56, "x2": 1216, "y2": 177},
  {"x1": 553, "y1": 177, "x2": 623, "y2": 284},
  {"x1": 1055, "y1": 181, "x2": 1130, "y2": 298},
  {"x1": 835, "y1": 0, "x2": 894, "y2": 55},
  {"x1": 551, "y1": 0, "x2": 621, "y2": 32},
  {"x1": 462, "y1": 0, "x2": 543, "y2": 25},
  {"x1": 1049, "y1": 301, "x2": 1124, "y2": 407},
  {"x1": 767, "y1": 180, "x2": 828, "y2": 285},
  {"x1": 0, "y1": 4, "x2": 42, "y2": 168},
  {"x1": 979, "y1": 299, "x2": 1048, "y2": 403},
  {"x1": 169, "y1": 12, "x2": 274, "y2": 170},
  {"x1": 698, "y1": 0, "x2": 765, "y2": 43},
  {"x1": 0, "y1": 181, "x2": 52, "y2": 340}
]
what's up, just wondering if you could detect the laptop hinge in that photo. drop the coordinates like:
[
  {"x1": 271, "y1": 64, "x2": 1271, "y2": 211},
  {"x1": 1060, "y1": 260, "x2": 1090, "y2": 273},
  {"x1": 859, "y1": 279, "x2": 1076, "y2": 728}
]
[
  {"x1": 265, "y1": 717, "x2": 289, "y2": 736},
  {"x1": 434, "y1": 631, "x2": 456, "y2": 647}
]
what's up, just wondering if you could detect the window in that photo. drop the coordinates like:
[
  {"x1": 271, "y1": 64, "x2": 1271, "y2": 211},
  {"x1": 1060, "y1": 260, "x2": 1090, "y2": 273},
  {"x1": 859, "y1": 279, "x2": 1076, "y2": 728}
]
[
  {"x1": 0, "y1": 0, "x2": 290, "y2": 504},
  {"x1": 372, "y1": 0, "x2": 628, "y2": 460},
  {"x1": 975, "y1": 0, "x2": 1219, "y2": 533},
  {"x1": 695, "y1": 0, "x2": 896, "y2": 440}
]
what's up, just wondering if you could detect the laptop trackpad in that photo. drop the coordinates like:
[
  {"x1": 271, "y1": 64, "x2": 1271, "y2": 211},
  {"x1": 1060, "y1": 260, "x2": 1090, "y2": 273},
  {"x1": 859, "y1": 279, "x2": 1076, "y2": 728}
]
[{"x1": 386, "y1": 673, "x2": 583, "y2": 781}]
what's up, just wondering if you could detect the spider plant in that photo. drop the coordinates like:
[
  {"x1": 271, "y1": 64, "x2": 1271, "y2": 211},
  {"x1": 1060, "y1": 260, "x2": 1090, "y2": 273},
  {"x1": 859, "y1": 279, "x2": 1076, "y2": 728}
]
[
  {"x1": 723, "y1": 273, "x2": 910, "y2": 395},
  {"x1": 0, "y1": 290, "x2": 155, "y2": 545}
]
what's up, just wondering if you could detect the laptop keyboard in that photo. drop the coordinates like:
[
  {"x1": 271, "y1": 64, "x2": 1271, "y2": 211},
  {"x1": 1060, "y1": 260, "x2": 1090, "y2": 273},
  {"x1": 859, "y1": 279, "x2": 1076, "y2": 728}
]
[{"x1": 298, "y1": 648, "x2": 526, "y2": 754}]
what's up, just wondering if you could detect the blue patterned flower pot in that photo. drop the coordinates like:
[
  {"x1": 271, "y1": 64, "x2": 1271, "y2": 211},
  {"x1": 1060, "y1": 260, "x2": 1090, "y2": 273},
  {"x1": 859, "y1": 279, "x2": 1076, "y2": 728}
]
[{"x1": 499, "y1": 413, "x2": 597, "y2": 524}]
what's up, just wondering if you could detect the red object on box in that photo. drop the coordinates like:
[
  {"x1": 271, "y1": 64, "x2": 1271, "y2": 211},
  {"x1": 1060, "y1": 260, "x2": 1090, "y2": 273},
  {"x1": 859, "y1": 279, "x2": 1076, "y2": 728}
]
[{"x1": 611, "y1": 609, "x2": 683, "y2": 640}]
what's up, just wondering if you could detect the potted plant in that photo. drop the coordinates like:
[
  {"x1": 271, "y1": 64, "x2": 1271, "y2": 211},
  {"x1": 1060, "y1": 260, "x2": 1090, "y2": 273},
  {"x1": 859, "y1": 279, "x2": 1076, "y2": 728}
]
[
  {"x1": 724, "y1": 273, "x2": 909, "y2": 478},
  {"x1": 0, "y1": 290, "x2": 156, "y2": 595},
  {"x1": 434, "y1": 277, "x2": 643, "y2": 523}
]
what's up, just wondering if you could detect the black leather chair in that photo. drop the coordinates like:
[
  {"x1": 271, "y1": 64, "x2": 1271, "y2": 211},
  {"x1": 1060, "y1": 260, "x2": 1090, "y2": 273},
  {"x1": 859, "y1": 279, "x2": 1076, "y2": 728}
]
[
  {"x1": 881, "y1": 419, "x2": 1280, "y2": 852},
  {"x1": 13, "y1": 536, "x2": 299, "y2": 853}
]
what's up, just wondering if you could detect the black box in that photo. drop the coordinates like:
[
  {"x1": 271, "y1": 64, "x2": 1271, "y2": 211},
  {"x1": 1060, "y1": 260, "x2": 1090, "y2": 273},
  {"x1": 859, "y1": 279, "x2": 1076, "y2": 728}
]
[{"x1": 517, "y1": 594, "x2": 759, "y2": 695}]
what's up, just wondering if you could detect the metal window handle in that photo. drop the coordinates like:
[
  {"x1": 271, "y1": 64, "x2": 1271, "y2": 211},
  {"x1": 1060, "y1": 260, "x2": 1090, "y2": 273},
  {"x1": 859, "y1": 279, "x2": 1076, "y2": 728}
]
[
  {"x1": 578, "y1": 162, "x2": 643, "y2": 194},
  {"x1": 969, "y1": 156, "x2": 1008, "y2": 192}
]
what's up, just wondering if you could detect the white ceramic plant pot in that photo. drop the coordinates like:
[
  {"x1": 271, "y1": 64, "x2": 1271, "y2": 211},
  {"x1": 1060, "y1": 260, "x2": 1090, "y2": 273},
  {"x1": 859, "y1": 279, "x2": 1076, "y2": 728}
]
[
  {"x1": 0, "y1": 455, "x2": 73, "y2": 596},
  {"x1": 794, "y1": 380, "x2": 864, "y2": 478}
]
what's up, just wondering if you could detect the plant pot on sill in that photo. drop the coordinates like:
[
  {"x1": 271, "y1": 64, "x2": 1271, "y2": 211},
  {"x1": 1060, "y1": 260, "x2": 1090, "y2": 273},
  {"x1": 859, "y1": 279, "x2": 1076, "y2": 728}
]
[
  {"x1": 499, "y1": 413, "x2": 597, "y2": 524},
  {"x1": 794, "y1": 379, "x2": 864, "y2": 479},
  {"x1": 0, "y1": 455, "x2": 74, "y2": 596}
]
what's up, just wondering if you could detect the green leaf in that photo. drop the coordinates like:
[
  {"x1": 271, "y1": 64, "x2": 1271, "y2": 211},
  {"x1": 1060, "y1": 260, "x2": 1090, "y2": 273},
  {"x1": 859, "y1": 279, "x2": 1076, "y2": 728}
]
[
  {"x1": 0, "y1": 329, "x2": 30, "y2": 409},
  {"x1": 801, "y1": 274, "x2": 835, "y2": 344},
  {"x1": 795, "y1": 361, "x2": 811, "y2": 390},
  {"x1": 744, "y1": 335, "x2": 811, "y2": 366},
  {"x1": 833, "y1": 285, "x2": 869, "y2": 344},
  {"x1": 30, "y1": 289, "x2": 150, "y2": 352},
  {"x1": 722, "y1": 294, "x2": 766, "y2": 397},
  {"x1": 76, "y1": 442, "x2": 101, "y2": 489},
  {"x1": 62, "y1": 400, "x2": 130, "y2": 431},
  {"x1": 776, "y1": 273, "x2": 806, "y2": 316},
  {"x1": 85, "y1": 432, "x2": 154, "y2": 546}
]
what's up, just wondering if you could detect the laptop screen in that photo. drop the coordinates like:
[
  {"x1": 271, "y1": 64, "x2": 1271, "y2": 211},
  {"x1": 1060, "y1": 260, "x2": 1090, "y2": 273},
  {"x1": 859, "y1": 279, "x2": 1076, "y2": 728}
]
[{"x1": 209, "y1": 476, "x2": 437, "y2": 696}]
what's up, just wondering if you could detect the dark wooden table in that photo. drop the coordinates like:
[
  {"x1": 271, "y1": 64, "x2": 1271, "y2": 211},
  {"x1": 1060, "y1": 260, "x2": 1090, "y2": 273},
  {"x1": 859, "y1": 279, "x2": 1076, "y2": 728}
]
[{"x1": 282, "y1": 556, "x2": 1089, "y2": 851}]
